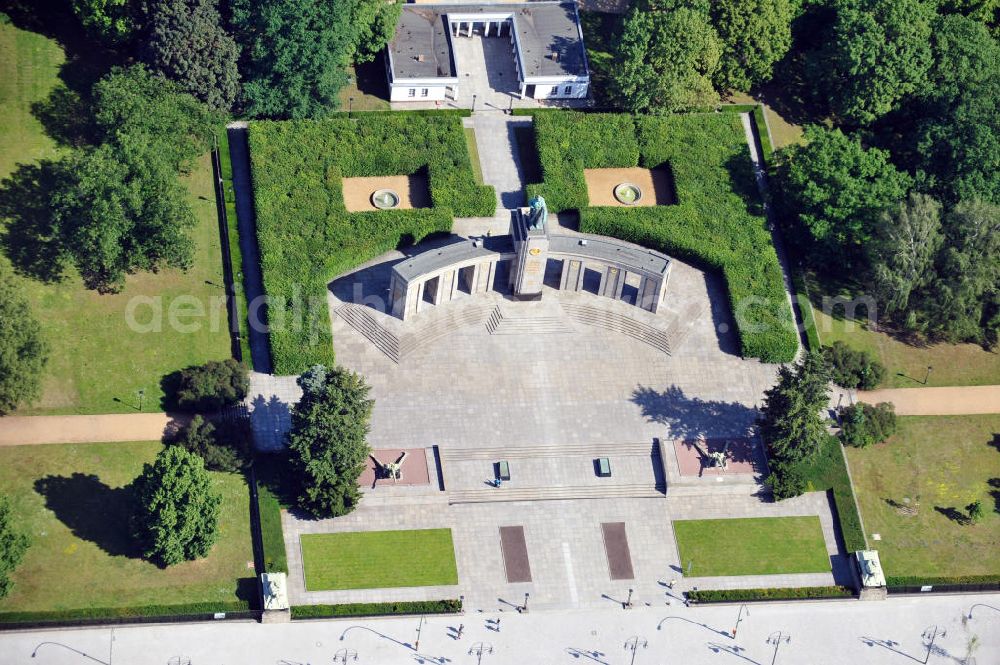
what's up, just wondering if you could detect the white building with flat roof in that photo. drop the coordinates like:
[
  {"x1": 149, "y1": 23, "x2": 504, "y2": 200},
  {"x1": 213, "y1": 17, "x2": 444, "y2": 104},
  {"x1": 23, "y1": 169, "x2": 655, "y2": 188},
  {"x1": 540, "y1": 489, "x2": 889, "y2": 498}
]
[{"x1": 386, "y1": 1, "x2": 590, "y2": 103}]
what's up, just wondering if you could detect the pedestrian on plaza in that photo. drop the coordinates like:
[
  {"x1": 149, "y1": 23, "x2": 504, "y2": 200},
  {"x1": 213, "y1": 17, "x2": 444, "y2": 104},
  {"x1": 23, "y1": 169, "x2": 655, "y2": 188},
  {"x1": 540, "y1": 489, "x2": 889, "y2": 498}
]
[
  {"x1": 457, "y1": 624, "x2": 464, "y2": 638},
  {"x1": 496, "y1": 618, "x2": 501, "y2": 632},
  {"x1": 668, "y1": 579, "x2": 677, "y2": 589}
]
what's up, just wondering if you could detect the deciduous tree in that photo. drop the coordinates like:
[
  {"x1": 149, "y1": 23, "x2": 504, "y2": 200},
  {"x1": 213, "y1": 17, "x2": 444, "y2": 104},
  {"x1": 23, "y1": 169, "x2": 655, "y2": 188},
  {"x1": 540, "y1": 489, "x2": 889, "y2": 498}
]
[
  {"x1": 92, "y1": 65, "x2": 220, "y2": 170},
  {"x1": 869, "y1": 194, "x2": 944, "y2": 315},
  {"x1": 130, "y1": 446, "x2": 221, "y2": 566},
  {"x1": 612, "y1": 2, "x2": 722, "y2": 113},
  {"x1": 51, "y1": 137, "x2": 196, "y2": 292},
  {"x1": 820, "y1": 0, "x2": 935, "y2": 125},
  {"x1": 710, "y1": 0, "x2": 794, "y2": 92},
  {"x1": 0, "y1": 265, "x2": 49, "y2": 415},
  {"x1": 776, "y1": 126, "x2": 911, "y2": 261},
  {"x1": 142, "y1": 0, "x2": 241, "y2": 112},
  {"x1": 286, "y1": 365, "x2": 373, "y2": 517}
]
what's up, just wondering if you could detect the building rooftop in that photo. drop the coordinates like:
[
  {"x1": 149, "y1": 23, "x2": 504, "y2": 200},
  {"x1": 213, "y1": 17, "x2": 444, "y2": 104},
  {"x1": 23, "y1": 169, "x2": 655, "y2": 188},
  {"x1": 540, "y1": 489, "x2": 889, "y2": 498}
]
[{"x1": 389, "y1": 2, "x2": 587, "y2": 81}]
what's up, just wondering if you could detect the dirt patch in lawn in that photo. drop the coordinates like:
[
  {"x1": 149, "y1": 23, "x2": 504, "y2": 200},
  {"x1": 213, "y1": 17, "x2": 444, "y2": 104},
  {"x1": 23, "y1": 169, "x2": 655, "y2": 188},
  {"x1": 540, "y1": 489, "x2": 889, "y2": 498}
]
[
  {"x1": 341, "y1": 174, "x2": 431, "y2": 212},
  {"x1": 584, "y1": 167, "x2": 675, "y2": 207}
]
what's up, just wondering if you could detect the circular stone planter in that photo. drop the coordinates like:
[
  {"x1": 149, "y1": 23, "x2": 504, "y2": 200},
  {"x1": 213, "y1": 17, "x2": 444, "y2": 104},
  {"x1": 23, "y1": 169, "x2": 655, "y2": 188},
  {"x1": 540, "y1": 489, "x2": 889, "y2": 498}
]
[
  {"x1": 371, "y1": 189, "x2": 401, "y2": 209},
  {"x1": 613, "y1": 182, "x2": 643, "y2": 205}
]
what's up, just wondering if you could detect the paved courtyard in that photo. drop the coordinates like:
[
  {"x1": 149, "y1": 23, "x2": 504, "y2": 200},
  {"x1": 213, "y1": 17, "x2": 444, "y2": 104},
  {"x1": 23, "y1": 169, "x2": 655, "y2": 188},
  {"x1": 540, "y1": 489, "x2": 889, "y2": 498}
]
[{"x1": 241, "y1": 110, "x2": 842, "y2": 613}]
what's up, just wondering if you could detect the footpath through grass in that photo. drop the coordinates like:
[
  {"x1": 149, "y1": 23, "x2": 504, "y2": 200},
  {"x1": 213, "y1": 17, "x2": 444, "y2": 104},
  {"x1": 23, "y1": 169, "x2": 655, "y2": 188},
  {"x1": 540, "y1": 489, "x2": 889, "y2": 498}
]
[
  {"x1": 0, "y1": 441, "x2": 254, "y2": 616},
  {"x1": 846, "y1": 415, "x2": 1000, "y2": 581},
  {"x1": 302, "y1": 529, "x2": 459, "y2": 591},
  {"x1": 673, "y1": 516, "x2": 830, "y2": 577}
]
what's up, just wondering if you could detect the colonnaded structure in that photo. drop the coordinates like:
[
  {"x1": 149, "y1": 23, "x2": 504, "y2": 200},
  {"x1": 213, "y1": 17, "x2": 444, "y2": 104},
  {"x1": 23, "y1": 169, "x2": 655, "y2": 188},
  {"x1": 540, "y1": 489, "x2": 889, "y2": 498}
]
[{"x1": 389, "y1": 197, "x2": 672, "y2": 320}]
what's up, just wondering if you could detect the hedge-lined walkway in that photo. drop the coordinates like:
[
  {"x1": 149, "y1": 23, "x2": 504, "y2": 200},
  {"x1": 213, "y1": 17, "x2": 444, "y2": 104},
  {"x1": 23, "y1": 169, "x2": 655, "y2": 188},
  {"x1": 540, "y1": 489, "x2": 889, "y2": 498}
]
[
  {"x1": 855, "y1": 385, "x2": 1000, "y2": 415},
  {"x1": 0, "y1": 413, "x2": 188, "y2": 446}
]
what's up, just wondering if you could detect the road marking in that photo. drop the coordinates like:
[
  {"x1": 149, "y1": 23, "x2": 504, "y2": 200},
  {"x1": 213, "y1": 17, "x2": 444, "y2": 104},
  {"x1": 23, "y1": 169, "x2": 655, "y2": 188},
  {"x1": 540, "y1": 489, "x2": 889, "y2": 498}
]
[{"x1": 562, "y1": 542, "x2": 579, "y2": 604}]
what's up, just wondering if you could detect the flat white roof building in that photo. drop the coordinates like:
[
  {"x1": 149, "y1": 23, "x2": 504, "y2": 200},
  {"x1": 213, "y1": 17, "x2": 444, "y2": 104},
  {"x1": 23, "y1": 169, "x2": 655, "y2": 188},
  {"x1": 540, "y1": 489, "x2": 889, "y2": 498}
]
[{"x1": 386, "y1": 1, "x2": 590, "y2": 103}]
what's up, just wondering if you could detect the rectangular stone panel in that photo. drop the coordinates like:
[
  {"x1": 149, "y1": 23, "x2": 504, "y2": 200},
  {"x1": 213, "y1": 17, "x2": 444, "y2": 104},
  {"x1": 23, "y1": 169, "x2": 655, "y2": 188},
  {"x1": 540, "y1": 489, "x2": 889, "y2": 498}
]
[
  {"x1": 601, "y1": 522, "x2": 635, "y2": 580},
  {"x1": 499, "y1": 525, "x2": 532, "y2": 583}
]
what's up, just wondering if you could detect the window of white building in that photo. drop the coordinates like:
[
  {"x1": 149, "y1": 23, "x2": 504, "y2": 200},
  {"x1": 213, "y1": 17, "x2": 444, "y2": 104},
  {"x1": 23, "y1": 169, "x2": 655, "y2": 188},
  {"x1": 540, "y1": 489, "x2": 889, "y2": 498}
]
[
  {"x1": 408, "y1": 88, "x2": 416, "y2": 97},
  {"x1": 421, "y1": 88, "x2": 429, "y2": 97}
]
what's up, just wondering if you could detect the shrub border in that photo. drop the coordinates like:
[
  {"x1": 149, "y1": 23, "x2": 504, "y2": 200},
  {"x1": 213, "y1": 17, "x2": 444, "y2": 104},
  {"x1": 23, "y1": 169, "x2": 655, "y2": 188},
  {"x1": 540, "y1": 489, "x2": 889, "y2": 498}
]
[
  {"x1": 0, "y1": 602, "x2": 255, "y2": 630},
  {"x1": 291, "y1": 599, "x2": 462, "y2": 620},
  {"x1": 687, "y1": 586, "x2": 854, "y2": 603}
]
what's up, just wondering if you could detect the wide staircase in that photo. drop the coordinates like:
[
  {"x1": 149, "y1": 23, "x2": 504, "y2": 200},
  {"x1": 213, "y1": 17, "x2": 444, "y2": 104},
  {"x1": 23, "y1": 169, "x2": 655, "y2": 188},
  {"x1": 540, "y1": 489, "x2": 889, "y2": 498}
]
[
  {"x1": 561, "y1": 302, "x2": 672, "y2": 355},
  {"x1": 336, "y1": 303, "x2": 491, "y2": 363},
  {"x1": 485, "y1": 305, "x2": 575, "y2": 336},
  {"x1": 440, "y1": 441, "x2": 657, "y2": 461},
  {"x1": 448, "y1": 483, "x2": 665, "y2": 504}
]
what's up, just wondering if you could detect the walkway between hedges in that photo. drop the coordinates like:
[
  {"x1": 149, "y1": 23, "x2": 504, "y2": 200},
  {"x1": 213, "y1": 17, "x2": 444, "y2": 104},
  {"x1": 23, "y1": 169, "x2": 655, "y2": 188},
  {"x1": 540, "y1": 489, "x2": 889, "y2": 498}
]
[
  {"x1": 855, "y1": 385, "x2": 1000, "y2": 415},
  {"x1": 0, "y1": 413, "x2": 189, "y2": 446}
]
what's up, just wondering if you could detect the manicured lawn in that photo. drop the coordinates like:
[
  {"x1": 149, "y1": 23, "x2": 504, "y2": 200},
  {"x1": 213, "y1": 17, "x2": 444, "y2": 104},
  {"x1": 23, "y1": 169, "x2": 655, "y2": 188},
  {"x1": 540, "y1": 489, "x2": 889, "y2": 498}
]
[
  {"x1": 813, "y1": 306, "x2": 1000, "y2": 388},
  {"x1": 301, "y1": 529, "x2": 459, "y2": 591},
  {"x1": 0, "y1": 441, "x2": 254, "y2": 615},
  {"x1": 845, "y1": 415, "x2": 1000, "y2": 580},
  {"x1": 7, "y1": 153, "x2": 232, "y2": 414},
  {"x1": 0, "y1": 21, "x2": 231, "y2": 413},
  {"x1": 673, "y1": 517, "x2": 830, "y2": 576},
  {"x1": 464, "y1": 126, "x2": 484, "y2": 184},
  {"x1": 0, "y1": 20, "x2": 65, "y2": 177},
  {"x1": 338, "y1": 63, "x2": 391, "y2": 111}
]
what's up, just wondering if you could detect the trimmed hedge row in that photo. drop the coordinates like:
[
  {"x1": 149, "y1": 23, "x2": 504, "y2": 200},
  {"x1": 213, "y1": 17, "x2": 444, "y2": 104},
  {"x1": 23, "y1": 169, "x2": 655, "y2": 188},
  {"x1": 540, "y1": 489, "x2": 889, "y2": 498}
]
[
  {"x1": 291, "y1": 599, "x2": 462, "y2": 619},
  {"x1": 528, "y1": 111, "x2": 796, "y2": 362},
  {"x1": 800, "y1": 436, "x2": 868, "y2": 553},
  {"x1": 248, "y1": 114, "x2": 495, "y2": 373},
  {"x1": 687, "y1": 586, "x2": 853, "y2": 603},
  {"x1": 218, "y1": 130, "x2": 253, "y2": 366},
  {"x1": 0, "y1": 600, "x2": 252, "y2": 626},
  {"x1": 887, "y1": 574, "x2": 1000, "y2": 587}
]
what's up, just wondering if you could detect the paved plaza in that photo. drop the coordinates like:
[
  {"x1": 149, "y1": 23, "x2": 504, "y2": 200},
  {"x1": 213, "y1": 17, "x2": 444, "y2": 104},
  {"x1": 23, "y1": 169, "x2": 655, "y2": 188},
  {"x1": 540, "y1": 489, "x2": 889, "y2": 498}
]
[{"x1": 237, "y1": 109, "x2": 854, "y2": 613}]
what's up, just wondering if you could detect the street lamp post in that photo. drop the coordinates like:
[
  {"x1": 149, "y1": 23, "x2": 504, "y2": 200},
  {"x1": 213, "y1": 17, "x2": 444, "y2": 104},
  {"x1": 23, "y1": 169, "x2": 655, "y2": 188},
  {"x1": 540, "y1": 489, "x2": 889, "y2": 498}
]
[
  {"x1": 922, "y1": 625, "x2": 946, "y2": 664},
  {"x1": 472, "y1": 93, "x2": 478, "y2": 113},
  {"x1": 623, "y1": 636, "x2": 648, "y2": 665},
  {"x1": 31, "y1": 641, "x2": 108, "y2": 665},
  {"x1": 469, "y1": 642, "x2": 493, "y2": 665},
  {"x1": 522, "y1": 592, "x2": 530, "y2": 613},
  {"x1": 766, "y1": 631, "x2": 791, "y2": 665},
  {"x1": 349, "y1": 96, "x2": 354, "y2": 114},
  {"x1": 459, "y1": 594, "x2": 465, "y2": 614},
  {"x1": 625, "y1": 588, "x2": 634, "y2": 609},
  {"x1": 415, "y1": 615, "x2": 426, "y2": 651},
  {"x1": 137, "y1": 388, "x2": 144, "y2": 412},
  {"x1": 924, "y1": 365, "x2": 933, "y2": 385},
  {"x1": 968, "y1": 603, "x2": 1000, "y2": 619},
  {"x1": 733, "y1": 604, "x2": 750, "y2": 639},
  {"x1": 333, "y1": 648, "x2": 358, "y2": 663}
]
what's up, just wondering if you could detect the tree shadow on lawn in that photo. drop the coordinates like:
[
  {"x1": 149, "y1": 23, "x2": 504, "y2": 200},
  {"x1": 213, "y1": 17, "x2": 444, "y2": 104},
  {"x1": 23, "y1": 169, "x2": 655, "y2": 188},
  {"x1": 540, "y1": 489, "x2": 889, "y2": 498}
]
[
  {"x1": 34, "y1": 472, "x2": 142, "y2": 559},
  {"x1": 933, "y1": 505, "x2": 970, "y2": 526},
  {"x1": 0, "y1": 160, "x2": 69, "y2": 283}
]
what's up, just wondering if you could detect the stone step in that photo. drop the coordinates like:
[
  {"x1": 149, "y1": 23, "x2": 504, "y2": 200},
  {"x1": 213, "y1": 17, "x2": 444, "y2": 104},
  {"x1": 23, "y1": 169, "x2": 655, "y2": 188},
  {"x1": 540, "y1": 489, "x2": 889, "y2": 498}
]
[
  {"x1": 448, "y1": 483, "x2": 666, "y2": 504},
  {"x1": 335, "y1": 304, "x2": 401, "y2": 363},
  {"x1": 440, "y1": 442, "x2": 658, "y2": 461},
  {"x1": 561, "y1": 303, "x2": 671, "y2": 355},
  {"x1": 398, "y1": 305, "x2": 490, "y2": 357},
  {"x1": 665, "y1": 480, "x2": 766, "y2": 498},
  {"x1": 489, "y1": 316, "x2": 575, "y2": 335}
]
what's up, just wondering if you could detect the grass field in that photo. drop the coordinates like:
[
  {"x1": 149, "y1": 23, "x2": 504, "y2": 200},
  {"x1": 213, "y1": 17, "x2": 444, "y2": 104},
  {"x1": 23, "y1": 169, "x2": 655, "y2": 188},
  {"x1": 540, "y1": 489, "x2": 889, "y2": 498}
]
[
  {"x1": 813, "y1": 307, "x2": 1000, "y2": 388},
  {"x1": 846, "y1": 415, "x2": 1000, "y2": 579},
  {"x1": 0, "y1": 441, "x2": 254, "y2": 614},
  {"x1": 673, "y1": 517, "x2": 831, "y2": 577},
  {"x1": 301, "y1": 529, "x2": 459, "y2": 591},
  {"x1": 464, "y1": 126, "x2": 484, "y2": 184},
  {"x1": 0, "y1": 20, "x2": 231, "y2": 414}
]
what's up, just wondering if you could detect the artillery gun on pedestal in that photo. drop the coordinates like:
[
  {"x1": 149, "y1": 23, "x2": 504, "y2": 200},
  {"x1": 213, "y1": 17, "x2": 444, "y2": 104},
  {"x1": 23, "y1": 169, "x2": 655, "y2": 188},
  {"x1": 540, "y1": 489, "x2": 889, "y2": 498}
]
[{"x1": 371, "y1": 450, "x2": 408, "y2": 484}]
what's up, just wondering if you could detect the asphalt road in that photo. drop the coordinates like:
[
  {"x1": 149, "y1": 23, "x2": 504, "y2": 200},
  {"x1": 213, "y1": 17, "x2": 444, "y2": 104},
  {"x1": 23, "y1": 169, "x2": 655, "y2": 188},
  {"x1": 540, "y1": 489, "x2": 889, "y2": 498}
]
[{"x1": 3, "y1": 593, "x2": 999, "y2": 665}]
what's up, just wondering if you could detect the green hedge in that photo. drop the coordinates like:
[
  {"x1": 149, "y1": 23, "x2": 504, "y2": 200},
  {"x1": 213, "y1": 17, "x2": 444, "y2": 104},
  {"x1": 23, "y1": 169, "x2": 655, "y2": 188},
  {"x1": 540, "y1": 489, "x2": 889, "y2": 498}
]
[
  {"x1": 218, "y1": 129, "x2": 253, "y2": 366},
  {"x1": 291, "y1": 599, "x2": 462, "y2": 619},
  {"x1": 0, "y1": 600, "x2": 251, "y2": 625},
  {"x1": 258, "y1": 483, "x2": 288, "y2": 573},
  {"x1": 529, "y1": 111, "x2": 796, "y2": 362},
  {"x1": 687, "y1": 586, "x2": 853, "y2": 603},
  {"x1": 248, "y1": 114, "x2": 495, "y2": 373},
  {"x1": 887, "y1": 575, "x2": 1000, "y2": 587},
  {"x1": 800, "y1": 436, "x2": 868, "y2": 553}
]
